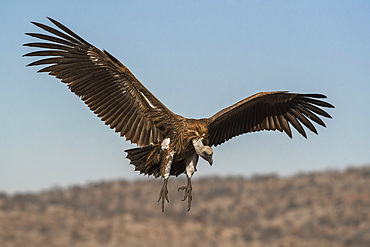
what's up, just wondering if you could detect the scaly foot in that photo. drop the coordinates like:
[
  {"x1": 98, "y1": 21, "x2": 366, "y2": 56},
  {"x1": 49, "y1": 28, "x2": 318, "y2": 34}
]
[
  {"x1": 178, "y1": 177, "x2": 192, "y2": 211},
  {"x1": 158, "y1": 178, "x2": 169, "y2": 212}
]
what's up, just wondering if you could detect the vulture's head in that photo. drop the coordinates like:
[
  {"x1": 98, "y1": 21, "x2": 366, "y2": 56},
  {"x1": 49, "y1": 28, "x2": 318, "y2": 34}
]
[
  {"x1": 192, "y1": 138, "x2": 213, "y2": 166},
  {"x1": 199, "y1": 146, "x2": 213, "y2": 166}
]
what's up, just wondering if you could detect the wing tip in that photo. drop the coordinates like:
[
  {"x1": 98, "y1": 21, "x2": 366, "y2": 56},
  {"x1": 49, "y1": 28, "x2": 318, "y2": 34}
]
[
  {"x1": 46, "y1": 16, "x2": 58, "y2": 26},
  {"x1": 327, "y1": 103, "x2": 335, "y2": 109},
  {"x1": 301, "y1": 93, "x2": 327, "y2": 99},
  {"x1": 302, "y1": 131, "x2": 307, "y2": 139}
]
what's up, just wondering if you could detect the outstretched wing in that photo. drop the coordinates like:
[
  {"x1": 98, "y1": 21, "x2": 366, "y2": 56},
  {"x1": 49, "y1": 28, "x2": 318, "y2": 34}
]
[
  {"x1": 207, "y1": 91, "x2": 334, "y2": 146},
  {"x1": 24, "y1": 17, "x2": 176, "y2": 147}
]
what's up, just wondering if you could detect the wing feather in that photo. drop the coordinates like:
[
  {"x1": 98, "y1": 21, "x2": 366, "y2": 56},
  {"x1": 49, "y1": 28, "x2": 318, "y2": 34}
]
[
  {"x1": 289, "y1": 108, "x2": 317, "y2": 134},
  {"x1": 272, "y1": 113, "x2": 282, "y2": 132},
  {"x1": 300, "y1": 102, "x2": 332, "y2": 118},
  {"x1": 127, "y1": 116, "x2": 141, "y2": 141},
  {"x1": 285, "y1": 111, "x2": 306, "y2": 138},
  {"x1": 25, "y1": 33, "x2": 75, "y2": 46},
  {"x1": 30, "y1": 20, "x2": 86, "y2": 44},
  {"x1": 24, "y1": 18, "x2": 175, "y2": 146},
  {"x1": 279, "y1": 113, "x2": 292, "y2": 138},
  {"x1": 207, "y1": 92, "x2": 333, "y2": 146}
]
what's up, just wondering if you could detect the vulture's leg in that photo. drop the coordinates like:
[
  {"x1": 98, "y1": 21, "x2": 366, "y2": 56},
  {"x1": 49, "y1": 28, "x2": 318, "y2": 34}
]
[
  {"x1": 157, "y1": 147, "x2": 174, "y2": 212},
  {"x1": 178, "y1": 153, "x2": 198, "y2": 211},
  {"x1": 178, "y1": 176, "x2": 192, "y2": 211},
  {"x1": 158, "y1": 178, "x2": 169, "y2": 212}
]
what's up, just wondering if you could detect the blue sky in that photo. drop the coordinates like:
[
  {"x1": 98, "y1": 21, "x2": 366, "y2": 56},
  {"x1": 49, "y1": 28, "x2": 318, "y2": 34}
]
[{"x1": 1, "y1": 1, "x2": 369, "y2": 193}]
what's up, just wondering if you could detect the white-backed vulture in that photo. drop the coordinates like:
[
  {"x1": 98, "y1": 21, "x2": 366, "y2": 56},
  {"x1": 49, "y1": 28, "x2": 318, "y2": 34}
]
[{"x1": 24, "y1": 18, "x2": 334, "y2": 211}]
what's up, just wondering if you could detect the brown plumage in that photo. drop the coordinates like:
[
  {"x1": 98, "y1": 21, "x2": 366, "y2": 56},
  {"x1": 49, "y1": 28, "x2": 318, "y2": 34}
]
[{"x1": 24, "y1": 18, "x2": 334, "y2": 212}]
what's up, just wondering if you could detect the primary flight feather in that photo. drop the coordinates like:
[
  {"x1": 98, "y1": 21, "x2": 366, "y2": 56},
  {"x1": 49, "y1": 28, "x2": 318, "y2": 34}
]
[{"x1": 24, "y1": 18, "x2": 334, "y2": 211}]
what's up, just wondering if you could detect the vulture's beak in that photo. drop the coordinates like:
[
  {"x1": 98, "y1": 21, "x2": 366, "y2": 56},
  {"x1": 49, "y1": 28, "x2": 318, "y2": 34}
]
[{"x1": 208, "y1": 156, "x2": 213, "y2": 166}]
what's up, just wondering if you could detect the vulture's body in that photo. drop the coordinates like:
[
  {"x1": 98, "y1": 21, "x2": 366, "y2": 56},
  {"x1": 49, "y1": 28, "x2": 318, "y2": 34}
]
[{"x1": 24, "y1": 18, "x2": 334, "y2": 211}]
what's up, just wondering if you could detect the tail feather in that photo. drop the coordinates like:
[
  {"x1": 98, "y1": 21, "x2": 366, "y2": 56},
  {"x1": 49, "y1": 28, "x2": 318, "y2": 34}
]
[
  {"x1": 125, "y1": 145, "x2": 161, "y2": 177},
  {"x1": 125, "y1": 145, "x2": 187, "y2": 178}
]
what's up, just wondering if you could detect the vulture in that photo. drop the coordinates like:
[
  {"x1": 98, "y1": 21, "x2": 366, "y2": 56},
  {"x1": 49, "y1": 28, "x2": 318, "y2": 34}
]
[{"x1": 24, "y1": 18, "x2": 334, "y2": 212}]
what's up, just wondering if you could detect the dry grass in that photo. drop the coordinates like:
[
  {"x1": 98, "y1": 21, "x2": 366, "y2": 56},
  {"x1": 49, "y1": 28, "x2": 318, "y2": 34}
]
[{"x1": 1, "y1": 166, "x2": 370, "y2": 247}]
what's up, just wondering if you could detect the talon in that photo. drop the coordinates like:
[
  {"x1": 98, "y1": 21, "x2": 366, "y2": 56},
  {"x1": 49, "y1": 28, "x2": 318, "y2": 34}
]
[
  {"x1": 178, "y1": 177, "x2": 193, "y2": 211},
  {"x1": 187, "y1": 194, "x2": 192, "y2": 211},
  {"x1": 178, "y1": 186, "x2": 186, "y2": 192},
  {"x1": 158, "y1": 178, "x2": 169, "y2": 212},
  {"x1": 178, "y1": 186, "x2": 188, "y2": 200}
]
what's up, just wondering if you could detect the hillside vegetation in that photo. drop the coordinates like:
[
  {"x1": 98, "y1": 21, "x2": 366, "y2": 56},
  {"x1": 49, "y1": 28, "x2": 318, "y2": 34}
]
[{"x1": 1, "y1": 166, "x2": 369, "y2": 247}]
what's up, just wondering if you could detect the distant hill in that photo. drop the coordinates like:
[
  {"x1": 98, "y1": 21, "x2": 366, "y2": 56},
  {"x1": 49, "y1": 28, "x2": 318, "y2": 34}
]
[{"x1": 1, "y1": 166, "x2": 369, "y2": 247}]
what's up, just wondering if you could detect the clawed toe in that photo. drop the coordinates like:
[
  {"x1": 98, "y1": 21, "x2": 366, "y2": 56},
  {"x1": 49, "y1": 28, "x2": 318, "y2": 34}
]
[
  {"x1": 178, "y1": 183, "x2": 192, "y2": 211},
  {"x1": 178, "y1": 186, "x2": 188, "y2": 200},
  {"x1": 158, "y1": 179, "x2": 169, "y2": 212},
  {"x1": 178, "y1": 186, "x2": 186, "y2": 192}
]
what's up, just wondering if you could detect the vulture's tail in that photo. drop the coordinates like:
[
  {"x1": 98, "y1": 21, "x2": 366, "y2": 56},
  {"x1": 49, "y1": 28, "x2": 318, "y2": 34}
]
[{"x1": 125, "y1": 145, "x2": 161, "y2": 177}]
